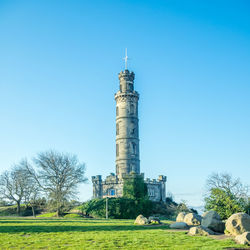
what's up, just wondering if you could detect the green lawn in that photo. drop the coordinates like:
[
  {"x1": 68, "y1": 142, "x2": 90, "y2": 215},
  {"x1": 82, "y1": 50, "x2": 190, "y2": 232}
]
[{"x1": 0, "y1": 217, "x2": 247, "y2": 249}]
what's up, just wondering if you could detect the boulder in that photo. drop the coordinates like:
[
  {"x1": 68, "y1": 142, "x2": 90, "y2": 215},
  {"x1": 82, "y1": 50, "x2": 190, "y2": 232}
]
[
  {"x1": 134, "y1": 215, "x2": 149, "y2": 225},
  {"x1": 148, "y1": 216, "x2": 161, "y2": 224},
  {"x1": 225, "y1": 213, "x2": 250, "y2": 236},
  {"x1": 235, "y1": 232, "x2": 250, "y2": 245},
  {"x1": 170, "y1": 222, "x2": 189, "y2": 229},
  {"x1": 201, "y1": 210, "x2": 225, "y2": 233},
  {"x1": 184, "y1": 213, "x2": 202, "y2": 226},
  {"x1": 176, "y1": 212, "x2": 186, "y2": 222},
  {"x1": 188, "y1": 226, "x2": 215, "y2": 236},
  {"x1": 202, "y1": 210, "x2": 221, "y2": 220}
]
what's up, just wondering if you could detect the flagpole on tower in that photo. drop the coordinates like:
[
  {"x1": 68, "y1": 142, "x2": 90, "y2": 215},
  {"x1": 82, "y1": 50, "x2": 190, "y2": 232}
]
[{"x1": 123, "y1": 48, "x2": 128, "y2": 70}]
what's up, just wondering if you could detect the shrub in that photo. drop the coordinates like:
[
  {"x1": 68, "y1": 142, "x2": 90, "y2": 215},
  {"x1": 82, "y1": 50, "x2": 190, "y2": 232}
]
[
  {"x1": 123, "y1": 173, "x2": 147, "y2": 200},
  {"x1": 205, "y1": 188, "x2": 245, "y2": 219},
  {"x1": 81, "y1": 198, "x2": 152, "y2": 219}
]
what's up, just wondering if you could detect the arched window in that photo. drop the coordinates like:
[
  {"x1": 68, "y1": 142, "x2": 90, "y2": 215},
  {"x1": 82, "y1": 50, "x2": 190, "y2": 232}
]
[
  {"x1": 129, "y1": 83, "x2": 133, "y2": 91},
  {"x1": 116, "y1": 165, "x2": 119, "y2": 176},
  {"x1": 132, "y1": 142, "x2": 136, "y2": 154},
  {"x1": 148, "y1": 188, "x2": 155, "y2": 197},
  {"x1": 130, "y1": 104, "x2": 135, "y2": 114},
  {"x1": 131, "y1": 121, "x2": 135, "y2": 135},
  {"x1": 116, "y1": 106, "x2": 119, "y2": 116},
  {"x1": 116, "y1": 144, "x2": 119, "y2": 156},
  {"x1": 130, "y1": 164, "x2": 135, "y2": 173},
  {"x1": 116, "y1": 123, "x2": 119, "y2": 135}
]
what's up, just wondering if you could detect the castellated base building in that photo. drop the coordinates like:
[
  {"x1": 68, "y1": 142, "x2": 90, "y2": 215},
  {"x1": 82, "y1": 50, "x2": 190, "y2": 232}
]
[{"x1": 92, "y1": 69, "x2": 166, "y2": 202}]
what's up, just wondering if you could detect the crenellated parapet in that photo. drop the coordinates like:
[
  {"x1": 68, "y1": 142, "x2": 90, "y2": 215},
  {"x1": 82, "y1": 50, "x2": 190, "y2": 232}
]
[
  {"x1": 158, "y1": 175, "x2": 167, "y2": 182},
  {"x1": 103, "y1": 173, "x2": 118, "y2": 184},
  {"x1": 145, "y1": 175, "x2": 167, "y2": 184},
  {"x1": 118, "y1": 70, "x2": 135, "y2": 82}
]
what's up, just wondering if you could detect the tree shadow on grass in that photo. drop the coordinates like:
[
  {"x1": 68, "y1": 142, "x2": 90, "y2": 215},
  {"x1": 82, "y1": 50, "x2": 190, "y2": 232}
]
[
  {"x1": 0, "y1": 220, "x2": 109, "y2": 224},
  {"x1": 0, "y1": 224, "x2": 170, "y2": 233}
]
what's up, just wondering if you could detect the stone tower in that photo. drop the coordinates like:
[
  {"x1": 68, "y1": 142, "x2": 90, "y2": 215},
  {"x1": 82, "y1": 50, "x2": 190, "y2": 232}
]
[
  {"x1": 115, "y1": 70, "x2": 140, "y2": 179},
  {"x1": 92, "y1": 54, "x2": 167, "y2": 202}
]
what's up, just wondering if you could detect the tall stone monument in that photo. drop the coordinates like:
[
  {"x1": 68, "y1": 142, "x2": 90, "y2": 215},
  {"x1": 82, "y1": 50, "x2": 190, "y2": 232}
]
[
  {"x1": 92, "y1": 52, "x2": 167, "y2": 202},
  {"x1": 115, "y1": 69, "x2": 140, "y2": 178}
]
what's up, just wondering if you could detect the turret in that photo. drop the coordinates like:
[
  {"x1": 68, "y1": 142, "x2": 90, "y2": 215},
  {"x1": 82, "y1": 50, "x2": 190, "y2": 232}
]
[{"x1": 91, "y1": 175, "x2": 103, "y2": 198}]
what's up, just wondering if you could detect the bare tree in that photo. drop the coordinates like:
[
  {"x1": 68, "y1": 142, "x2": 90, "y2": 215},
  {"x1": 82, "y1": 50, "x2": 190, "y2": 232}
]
[
  {"x1": 26, "y1": 150, "x2": 87, "y2": 216},
  {"x1": 206, "y1": 172, "x2": 249, "y2": 198},
  {"x1": 23, "y1": 175, "x2": 41, "y2": 217},
  {"x1": 0, "y1": 162, "x2": 31, "y2": 215}
]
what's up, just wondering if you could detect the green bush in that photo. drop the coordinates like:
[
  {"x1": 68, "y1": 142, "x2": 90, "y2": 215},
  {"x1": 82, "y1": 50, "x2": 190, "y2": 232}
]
[
  {"x1": 123, "y1": 173, "x2": 147, "y2": 200},
  {"x1": 81, "y1": 173, "x2": 153, "y2": 219},
  {"x1": 82, "y1": 198, "x2": 152, "y2": 219},
  {"x1": 205, "y1": 188, "x2": 245, "y2": 220}
]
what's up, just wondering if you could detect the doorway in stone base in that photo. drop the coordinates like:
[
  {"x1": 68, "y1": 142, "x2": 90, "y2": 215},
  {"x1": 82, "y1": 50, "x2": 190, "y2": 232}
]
[{"x1": 109, "y1": 189, "x2": 116, "y2": 196}]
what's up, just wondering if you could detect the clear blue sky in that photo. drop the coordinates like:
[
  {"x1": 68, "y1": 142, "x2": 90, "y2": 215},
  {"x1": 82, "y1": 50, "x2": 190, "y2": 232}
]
[{"x1": 0, "y1": 0, "x2": 249, "y2": 208}]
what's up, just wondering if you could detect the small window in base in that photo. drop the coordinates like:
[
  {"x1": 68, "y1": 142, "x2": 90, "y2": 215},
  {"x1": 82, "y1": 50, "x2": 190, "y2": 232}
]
[
  {"x1": 148, "y1": 188, "x2": 155, "y2": 197},
  {"x1": 110, "y1": 189, "x2": 116, "y2": 196}
]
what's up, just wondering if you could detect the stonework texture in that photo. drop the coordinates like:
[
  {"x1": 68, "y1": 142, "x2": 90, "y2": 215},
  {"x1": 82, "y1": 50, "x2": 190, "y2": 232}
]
[{"x1": 92, "y1": 69, "x2": 167, "y2": 202}]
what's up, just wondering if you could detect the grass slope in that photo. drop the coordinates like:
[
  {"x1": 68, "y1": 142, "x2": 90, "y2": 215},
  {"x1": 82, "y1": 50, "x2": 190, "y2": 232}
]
[
  {"x1": 0, "y1": 205, "x2": 25, "y2": 216},
  {"x1": 0, "y1": 217, "x2": 247, "y2": 249}
]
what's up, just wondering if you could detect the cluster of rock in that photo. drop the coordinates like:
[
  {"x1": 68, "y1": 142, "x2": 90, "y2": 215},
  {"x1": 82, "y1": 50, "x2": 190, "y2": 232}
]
[
  {"x1": 171, "y1": 211, "x2": 250, "y2": 246},
  {"x1": 134, "y1": 215, "x2": 161, "y2": 225},
  {"x1": 226, "y1": 213, "x2": 250, "y2": 245},
  {"x1": 170, "y1": 212, "x2": 202, "y2": 229}
]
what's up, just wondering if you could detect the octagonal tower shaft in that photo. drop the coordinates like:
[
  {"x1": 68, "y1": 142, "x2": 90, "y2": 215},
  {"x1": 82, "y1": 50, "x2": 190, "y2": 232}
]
[{"x1": 115, "y1": 70, "x2": 140, "y2": 179}]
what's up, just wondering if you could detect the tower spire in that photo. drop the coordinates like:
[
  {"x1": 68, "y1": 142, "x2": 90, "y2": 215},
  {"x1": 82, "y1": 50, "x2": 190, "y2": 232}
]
[{"x1": 123, "y1": 48, "x2": 128, "y2": 70}]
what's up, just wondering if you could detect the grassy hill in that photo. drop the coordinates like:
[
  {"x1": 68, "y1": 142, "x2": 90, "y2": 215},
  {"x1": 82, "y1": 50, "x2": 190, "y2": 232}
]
[
  {"x1": 0, "y1": 217, "x2": 247, "y2": 249},
  {"x1": 0, "y1": 205, "x2": 28, "y2": 216}
]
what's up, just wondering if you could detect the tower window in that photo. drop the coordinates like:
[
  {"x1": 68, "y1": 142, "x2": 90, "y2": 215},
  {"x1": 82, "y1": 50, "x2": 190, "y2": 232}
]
[
  {"x1": 131, "y1": 128, "x2": 135, "y2": 135},
  {"x1": 130, "y1": 104, "x2": 135, "y2": 114},
  {"x1": 116, "y1": 106, "x2": 119, "y2": 116},
  {"x1": 130, "y1": 164, "x2": 135, "y2": 173},
  {"x1": 131, "y1": 122, "x2": 135, "y2": 135},
  {"x1": 129, "y1": 83, "x2": 133, "y2": 91},
  {"x1": 132, "y1": 142, "x2": 136, "y2": 154},
  {"x1": 116, "y1": 123, "x2": 119, "y2": 135},
  {"x1": 116, "y1": 164, "x2": 119, "y2": 176},
  {"x1": 116, "y1": 144, "x2": 119, "y2": 156},
  {"x1": 148, "y1": 188, "x2": 155, "y2": 197}
]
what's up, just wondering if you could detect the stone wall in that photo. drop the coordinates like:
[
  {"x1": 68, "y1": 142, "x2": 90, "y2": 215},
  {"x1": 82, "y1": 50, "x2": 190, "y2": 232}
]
[{"x1": 145, "y1": 175, "x2": 167, "y2": 202}]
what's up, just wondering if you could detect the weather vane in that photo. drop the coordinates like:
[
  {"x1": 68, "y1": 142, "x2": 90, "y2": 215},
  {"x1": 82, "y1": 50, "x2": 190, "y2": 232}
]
[{"x1": 123, "y1": 48, "x2": 128, "y2": 70}]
